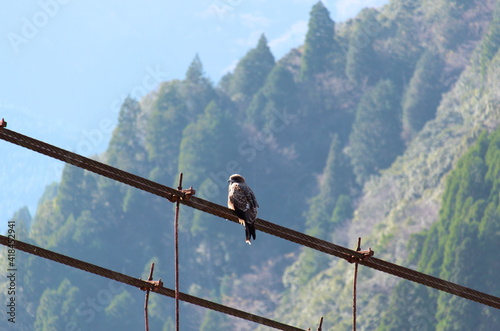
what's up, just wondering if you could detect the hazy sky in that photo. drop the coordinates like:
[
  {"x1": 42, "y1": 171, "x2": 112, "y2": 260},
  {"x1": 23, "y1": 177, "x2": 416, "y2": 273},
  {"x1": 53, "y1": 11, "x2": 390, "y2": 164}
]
[{"x1": 0, "y1": 0, "x2": 388, "y2": 232}]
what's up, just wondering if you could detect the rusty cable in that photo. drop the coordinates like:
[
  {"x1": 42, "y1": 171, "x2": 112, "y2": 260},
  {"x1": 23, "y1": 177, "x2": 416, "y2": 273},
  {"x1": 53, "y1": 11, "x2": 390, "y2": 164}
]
[
  {"x1": 0, "y1": 235, "x2": 304, "y2": 331},
  {"x1": 2, "y1": 128, "x2": 500, "y2": 310}
]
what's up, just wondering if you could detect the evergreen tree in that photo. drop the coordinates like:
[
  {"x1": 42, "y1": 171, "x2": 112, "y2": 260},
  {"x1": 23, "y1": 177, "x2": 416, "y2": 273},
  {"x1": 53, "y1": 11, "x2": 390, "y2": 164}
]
[
  {"x1": 56, "y1": 164, "x2": 86, "y2": 219},
  {"x1": 480, "y1": 2, "x2": 500, "y2": 76},
  {"x1": 285, "y1": 137, "x2": 354, "y2": 287},
  {"x1": 348, "y1": 79, "x2": 404, "y2": 185},
  {"x1": 306, "y1": 136, "x2": 353, "y2": 237},
  {"x1": 34, "y1": 279, "x2": 80, "y2": 331},
  {"x1": 146, "y1": 81, "x2": 188, "y2": 184},
  {"x1": 178, "y1": 100, "x2": 237, "y2": 186},
  {"x1": 185, "y1": 53, "x2": 206, "y2": 84},
  {"x1": 229, "y1": 34, "x2": 275, "y2": 102},
  {"x1": 379, "y1": 131, "x2": 500, "y2": 330},
  {"x1": 402, "y1": 50, "x2": 444, "y2": 141},
  {"x1": 300, "y1": 1, "x2": 338, "y2": 80},
  {"x1": 8, "y1": 206, "x2": 31, "y2": 239},
  {"x1": 107, "y1": 97, "x2": 148, "y2": 175},
  {"x1": 261, "y1": 64, "x2": 299, "y2": 127},
  {"x1": 331, "y1": 194, "x2": 353, "y2": 226},
  {"x1": 182, "y1": 54, "x2": 217, "y2": 117},
  {"x1": 428, "y1": 0, "x2": 469, "y2": 52},
  {"x1": 345, "y1": 9, "x2": 380, "y2": 85},
  {"x1": 247, "y1": 63, "x2": 299, "y2": 134}
]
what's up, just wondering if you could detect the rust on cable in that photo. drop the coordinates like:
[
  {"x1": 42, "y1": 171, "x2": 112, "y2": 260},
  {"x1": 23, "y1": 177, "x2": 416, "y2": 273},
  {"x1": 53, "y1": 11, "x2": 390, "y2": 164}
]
[
  {"x1": 169, "y1": 186, "x2": 196, "y2": 203},
  {"x1": 347, "y1": 247, "x2": 374, "y2": 264},
  {"x1": 0, "y1": 235, "x2": 304, "y2": 331},
  {"x1": 2, "y1": 127, "x2": 500, "y2": 312}
]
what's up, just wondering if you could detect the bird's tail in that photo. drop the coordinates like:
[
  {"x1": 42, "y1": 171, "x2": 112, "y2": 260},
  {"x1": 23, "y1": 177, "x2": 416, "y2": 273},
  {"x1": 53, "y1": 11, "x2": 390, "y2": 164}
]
[{"x1": 245, "y1": 222, "x2": 256, "y2": 245}]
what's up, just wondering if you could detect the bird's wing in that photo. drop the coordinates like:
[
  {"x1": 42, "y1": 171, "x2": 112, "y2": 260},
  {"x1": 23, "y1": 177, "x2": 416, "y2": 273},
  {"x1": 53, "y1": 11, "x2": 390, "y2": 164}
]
[
  {"x1": 233, "y1": 184, "x2": 259, "y2": 223},
  {"x1": 248, "y1": 189, "x2": 259, "y2": 209}
]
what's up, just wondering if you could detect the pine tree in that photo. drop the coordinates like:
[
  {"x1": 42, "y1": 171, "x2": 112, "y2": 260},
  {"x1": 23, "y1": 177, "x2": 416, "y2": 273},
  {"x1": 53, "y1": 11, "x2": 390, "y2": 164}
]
[
  {"x1": 306, "y1": 136, "x2": 353, "y2": 237},
  {"x1": 229, "y1": 34, "x2": 275, "y2": 102},
  {"x1": 379, "y1": 131, "x2": 500, "y2": 330},
  {"x1": 247, "y1": 63, "x2": 299, "y2": 130},
  {"x1": 345, "y1": 9, "x2": 379, "y2": 85},
  {"x1": 178, "y1": 100, "x2": 237, "y2": 187},
  {"x1": 107, "y1": 97, "x2": 147, "y2": 175},
  {"x1": 9, "y1": 206, "x2": 31, "y2": 239},
  {"x1": 56, "y1": 164, "x2": 86, "y2": 219},
  {"x1": 261, "y1": 64, "x2": 299, "y2": 126},
  {"x1": 300, "y1": 1, "x2": 337, "y2": 80},
  {"x1": 348, "y1": 79, "x2": 404, "y2": 185},
  {"x1": 402, "y1": 50, "x2": 444, "y2": 141},
  {"x1": 480, "y1": 2, "x2": 500, "y2": 76},
  {"x1": 182, "y1": 54, "x2": 217, "y2": 117},
  {"x1": 34, "y1": 279, "x2": 80, "y2": 330},
  {"x1": 146, "y1": 81, "x2": 188, "y2": 184}
]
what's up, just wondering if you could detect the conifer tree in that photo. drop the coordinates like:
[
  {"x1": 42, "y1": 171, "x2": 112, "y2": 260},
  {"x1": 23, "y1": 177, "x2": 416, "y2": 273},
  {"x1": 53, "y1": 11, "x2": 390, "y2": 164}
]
[
  {"x1": 348, "y1": 79, "x2": 404, "y2": 185},
  {"x1": 146, "y1": 82, "x2": 188, "y2": 184},
  {"x1": 178, "y1": 100, "x2": 237, "y2": 186},
  {"x1": 182, "y1": 54, "x2": 217, "y2": 116},
  {"x1": 34, "y1": 279, "x2": 80, "y2": 330},
  {"x1": 379, "y1": 131, "x2": 500, "y2": 330},
  {"x1": 306, "y1": 136, "x2": 353, "y2": 237},
  {"x1": 56, "y1": 165, "x2": 86, "y2": 219},
  {"x1": 402, "y1": 50, "x2": 444, "y2": 141},
  {"x1": 229, "y1": 34, "x2": 275, "y2": 102},
  {"x1": 480, "y1": 2, "x2": 500, "y2": 75},
  {"x1": 300, "y1": 1, "x2": 337, "y2": 80},
  {"x1": 345, "y1": 9, "x2": 379, "y2": 85},
  {"x1": 107, "y1": 97, "x2": 147, "y2": 175},
  {"x1": 247, "y1": 64, "x2": 298, "y2": 128}
]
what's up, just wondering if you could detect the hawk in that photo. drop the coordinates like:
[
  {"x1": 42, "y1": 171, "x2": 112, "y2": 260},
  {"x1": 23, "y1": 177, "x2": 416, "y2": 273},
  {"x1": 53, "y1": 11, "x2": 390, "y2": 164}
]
[{"x1": 227, "y1": 174, "x2": 259, "y2": 245}]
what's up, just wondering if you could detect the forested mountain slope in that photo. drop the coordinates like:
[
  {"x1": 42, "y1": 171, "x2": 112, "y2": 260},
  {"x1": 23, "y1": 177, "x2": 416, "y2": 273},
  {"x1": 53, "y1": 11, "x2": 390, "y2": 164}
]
[{"x1": 2, "y1": 0, "x2": 500, "y2": 330}]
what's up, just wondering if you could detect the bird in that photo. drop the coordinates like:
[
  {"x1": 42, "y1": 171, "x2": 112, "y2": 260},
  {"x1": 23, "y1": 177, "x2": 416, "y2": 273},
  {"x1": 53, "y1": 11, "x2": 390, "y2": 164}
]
[{"x1": 227, "y1": 174, "x2": 259, "y2": 245}]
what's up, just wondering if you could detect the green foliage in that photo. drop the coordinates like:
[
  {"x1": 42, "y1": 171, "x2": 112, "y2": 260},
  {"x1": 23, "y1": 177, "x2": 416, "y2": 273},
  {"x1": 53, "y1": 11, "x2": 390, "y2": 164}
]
[
  {"x1": 8, "y1": 206, "x2": 31, "y2": 239},
  {"x1": 104, "y1": 290, "x2": 135, "y2": 319},
  {"x1": 380, "y1": 130, "x2": 500, "y2": 330},
  {"x1": 300, "y1": 1, "x2": 339, "y2": 79},
  {"x1": 146, "y1": 81, "x2": 188, "y2": 184},
  {"x1": 229, "y1": 34, "x2": 275, "y2": 103},
  {"x1": 107, "y1": 97, "x2": 148, "y2": 175},
  {"x1": 182, "y1": 55, "x2": 217, "y2": 117},
  {"x1": 56, "y1": 164, "x2": 86, "y2": 219},
  {"x1": 34, "y1": 279, "x2": 80, "y2": 331},
  {"x1": 480, "y1": 2, "x2": 500, "y2": 75},
  {"x1": 247, "y1": 64, "x2": 299, "y2": 129},
  {"x1": 402, "y1": 50, "x2": 444, "y2": 141},
  {"x1": 345, "y1": 8, "x2": 380, "y2": 84},
  {"x1": 306, "y1": 136, "x2": 353, "y2": 237},
  {"x1": 348, "y1": 79, "x2": 404, "y2": 185},
  {"x1": 331, "y1": 194, "x2": 353, "y2": 226},
  {"x1": 200, "y1": 310, "x2": 228, "y2": 331},
  {"x1": 422, "y1": 0, "x2": 470, "y2": 51},
  {"x1": 178, "y1": 100, "x2": 237, "y2": 185}
]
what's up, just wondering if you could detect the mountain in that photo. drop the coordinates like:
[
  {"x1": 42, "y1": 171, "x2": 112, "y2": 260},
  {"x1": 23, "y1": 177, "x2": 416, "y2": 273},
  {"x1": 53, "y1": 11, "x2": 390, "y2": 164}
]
[{"x1": 2, "y1": 0, "x2": 500, "y2": 330}]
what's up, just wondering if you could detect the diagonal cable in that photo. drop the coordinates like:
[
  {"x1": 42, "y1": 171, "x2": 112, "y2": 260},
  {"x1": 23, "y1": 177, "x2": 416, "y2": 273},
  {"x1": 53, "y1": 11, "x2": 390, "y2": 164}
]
[
  {"x1": 2, "y1": 127, "x2": 500, "y2": 310},
  {"x1": 0, "y1": 235, "x2": 303, "y2": 331}
]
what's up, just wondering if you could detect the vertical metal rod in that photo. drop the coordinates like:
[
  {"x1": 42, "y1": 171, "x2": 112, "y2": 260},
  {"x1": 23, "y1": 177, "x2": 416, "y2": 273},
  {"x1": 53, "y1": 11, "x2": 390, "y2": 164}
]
[
  {"x1": 174, "y1": 173, "x2": 183, "y2": 331},
  {"x1": 144, "y1": 263, "x2": 155, "y2": 331},
  {"x1": 317, "y1": 316, "x2": 323, "y2": 331},
  {"x1": 353, "y1": 237, "x2": 361, "y2": 331}
]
